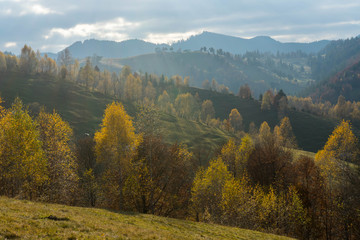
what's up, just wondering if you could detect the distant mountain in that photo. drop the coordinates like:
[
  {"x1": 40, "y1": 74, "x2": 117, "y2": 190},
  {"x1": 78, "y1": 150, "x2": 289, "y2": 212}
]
[
  {"x1": 62, "y1": 31, "x2": 330, "y2": 59},
  {"x1": 64, "y1": 39, "x2": 169, "y2": 59},
  {"x1": 171, "y1": 31, "x2": 330, "y2": 54}
]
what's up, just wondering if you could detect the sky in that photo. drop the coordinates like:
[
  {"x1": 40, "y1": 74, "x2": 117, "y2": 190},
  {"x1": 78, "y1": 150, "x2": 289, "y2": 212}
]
[{"x1": 1, "y1": 0, "x2": 360, "y2": 54}]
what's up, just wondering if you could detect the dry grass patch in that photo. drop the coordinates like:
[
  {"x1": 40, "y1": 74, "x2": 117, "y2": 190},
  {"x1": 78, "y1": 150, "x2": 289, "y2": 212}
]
[{"x1": 0, "y1": 197, "x2": 294, "y2": 240}]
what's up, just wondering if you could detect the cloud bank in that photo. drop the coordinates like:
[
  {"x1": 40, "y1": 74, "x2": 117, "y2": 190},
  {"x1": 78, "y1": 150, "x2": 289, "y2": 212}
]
[{"x1": 1, "y1": 0, "x2": 359, "y2": 53}]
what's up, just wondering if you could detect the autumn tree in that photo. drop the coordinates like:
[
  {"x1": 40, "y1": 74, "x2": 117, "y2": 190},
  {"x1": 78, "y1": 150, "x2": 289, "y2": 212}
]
[
  {"x1": 211, "y1": 78, "x2": 218, "y2": 91},
  {"x1": 0, "y1": 97, "x2": 4, "y2": 117},
  {"x1": 202, "y1": 79, "x2": 210, "y2": 90},
  {"x1": 315, "y1": 120, "x2": 360, "y2": 239},
  {"x1": 0, "y1": 52, "x2": 7, "y2": 72},
  {"x1": 174, "y1": 93, "x2": 199, "y2": 120},
  {"x1": 261, "y1": 90, "x2": 274, "y2": 110},
  {"x1": 39, "y1": 54, "x2": 57, "y2": 75},
  {"x1": 220, "y1": 176, "x2": 257, "y2": 228},
  {"x1": 0, "y1": 98, "x2": 48, "y2": 199},
  {"x1": 274, "y1": 89, "x2": 287, "y2": 109},
  {"x1": 220, "y1": 135, "x2": 254, "y2": 178},
  {"x1": 79, "y1": 58, "x2": 94, "y2": 89},
  {"x1": 125, "y1": 73, "x2": 142, "y2": 101},
  {"x1": 36, "y1": 109, "x2": 78, "y2": 204},
  {"x1": 157, "y1": 90, "x2": 175, "y2": 114},
  {"x1": 332, "y1": 95, "x2": 352, "y2": 119},
  {"x1": 19, "y1": 45, "x2": 38, "y2": 73},
  {"x1": 238, "y1": 84, "x2": 252, "y2": 99},
  {"x1": 293, "y1": 156, "x2": 325, "y2": 239},
  {"x1": 57, "y1": 48, "x2": 72, "y2": 71},
  {"x1": 76, "y1": 137, "x2": 98, "y2": 207},
  {"x1": 200, "y1": 99, "x2": 215, "y2": 123},
  {"x1": 274, "y1": 117, "x2": 297, "y2": 148},
  {"x1": 248, "y1": 121, "x2": 293, "y2": 188},
  {"x1": 248, "y1": 122, "x2": 258, "y2": 136},
  {"x1": 144, "y1": 81, "x2": 157, "y2": 101},
  {"x1": 5, "y1": 54, "x2": 18, "y2": 71},
  {"x1": 191, "y1": 158, "x2": 233, "y2": 222},
  {"x1": 94, "y1": 102, "x2": 141, "y2": 209},
  {"x1": 173, "y1": 75, "x2": 183, "y2": 87},
  {"x1": 98, "y1": 70, "x2": 112, "y2": 96},
  {"x1": 229, "y1": 108, "x2": 243, "y2": 132},
  {"x1": 184, "y1": 76, "x2": 190, "y2": 87},
  {"x1": 124, "y1": 140, "x2": 194, "y2": 217}
]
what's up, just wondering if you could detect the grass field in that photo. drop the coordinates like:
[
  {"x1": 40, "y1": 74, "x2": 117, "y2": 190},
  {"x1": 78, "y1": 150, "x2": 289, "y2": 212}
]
[{"x1": 0, "y1": 197, "x2": 294, "y2": 240}]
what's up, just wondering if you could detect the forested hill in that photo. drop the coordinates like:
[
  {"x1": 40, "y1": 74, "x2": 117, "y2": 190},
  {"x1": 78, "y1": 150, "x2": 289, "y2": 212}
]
[
  {"x1": 172, "y1": 31, "x2": 329, "y2": 54},
  {"x1": 62, "y1": 31, "x2": 329, "y2": 59},
  {"x1": 305, "y1": 37, "x2": 360, "y2": 102},
  {"x1": 100, "y1": 51, "x2": 313, "y2": 97}
]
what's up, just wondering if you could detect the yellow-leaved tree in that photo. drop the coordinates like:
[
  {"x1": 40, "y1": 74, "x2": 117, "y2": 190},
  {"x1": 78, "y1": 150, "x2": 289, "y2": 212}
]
[
  {"x1": 219, "y1": 135, "x2": 254, "y2": 178},
  {"x1": 229, "y1": 108, "x2": 243, "y2": 132},
  {"x1": 0, "y1": 97, "x2": 5, "y2": 118},
  {"x1": 200, "y1": 99, "x2": 215, "y2": 123},
  {"x1": 94, "y1": 101, "x2": 141, "y2": 209},
  {"x1": 36, "y1": 109, "x2": 79, "y2": 204},
  {"x1": 0, "y1": 98, "x2": 48, "y2": 199},
  {"x1": 315, "y1": 120, "x2": 360, "y2": 239},
  {"x1": 274, "y1": 117, "x2": 297, "y2": 149},
  {"x1": 191, "y1": 158, "x2": 233, "y2": 222}
]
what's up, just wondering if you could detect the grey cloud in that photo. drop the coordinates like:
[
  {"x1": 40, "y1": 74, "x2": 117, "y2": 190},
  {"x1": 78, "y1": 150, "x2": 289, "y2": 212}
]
[{"x1": 0, "y1": 0, "x2": 359, "y2": 53}]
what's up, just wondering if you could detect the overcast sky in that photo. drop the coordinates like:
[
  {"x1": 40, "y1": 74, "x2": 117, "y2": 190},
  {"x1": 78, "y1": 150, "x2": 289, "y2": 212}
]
[{"x1": 1, "y1": 0, "x2": 360, "y2": 54}]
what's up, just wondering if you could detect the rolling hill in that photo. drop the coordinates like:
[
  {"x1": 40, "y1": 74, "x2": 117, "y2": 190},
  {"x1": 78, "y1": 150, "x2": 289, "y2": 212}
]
[
  {"x1": 0, "y1": 72, "x2": 232, "y2": 153},
  {"x1": 0, "y1": 197, "x2": 294, "y2": 240},
  {"x1": 0, "y1": 72, "x2": 341, "y2": 152}
]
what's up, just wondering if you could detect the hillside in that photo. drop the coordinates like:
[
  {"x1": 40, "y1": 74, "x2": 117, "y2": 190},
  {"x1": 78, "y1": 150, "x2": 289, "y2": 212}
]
[
  {"x1": 0, "y1": 197, "x2": 293, "y2": 240},
  {"x1": 185, "y1": 87, "x2": 339, "y2": 152},
  {"x1": 310, "y1": 60, "x2": 360, "y2": 103},
  {"x1": 306, "y1": 37, "x2": 360, "y2": 102},
  {"x1": 100, "y1": 51, "x2": 313, "y2": 97},
  {"x1": 172, "y1": 31, "x2": 329, "y2": 54},
  {"x1": 0, "y1": 72, "x2": 232, "y2": 152},
  {"x1": 0, "y1": 72, "x2": 341, "y2": 152},
  {"x1": 61, "y1": 31, "x2": 329, "y2": 60}
]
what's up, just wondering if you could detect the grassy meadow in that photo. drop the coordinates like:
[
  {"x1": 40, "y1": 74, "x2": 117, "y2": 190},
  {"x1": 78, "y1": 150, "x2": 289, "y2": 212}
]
[{"x1": 0, "y1": 197, "x2": 294, "y2": 240}]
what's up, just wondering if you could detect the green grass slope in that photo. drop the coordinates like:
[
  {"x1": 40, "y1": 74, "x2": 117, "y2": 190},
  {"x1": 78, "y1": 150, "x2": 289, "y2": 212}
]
[
  {"x1": 0, "y1": 197, "x2": 294, "y2": 240},
  {"x1": 0, "y1": 72, "x2": 232, "y2": 152},
  {"x1": 186, "y1": 87, "x2": 339, "y2": 152},
  {"x1": 0, "y1": 72, "x2": 343, "y2": 152}
]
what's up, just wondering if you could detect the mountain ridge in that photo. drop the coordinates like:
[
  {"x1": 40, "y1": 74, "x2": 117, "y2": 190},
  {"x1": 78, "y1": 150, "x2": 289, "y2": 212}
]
[{"x1": 60, "y1": 31, "x2": 330, "y2": 59}]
